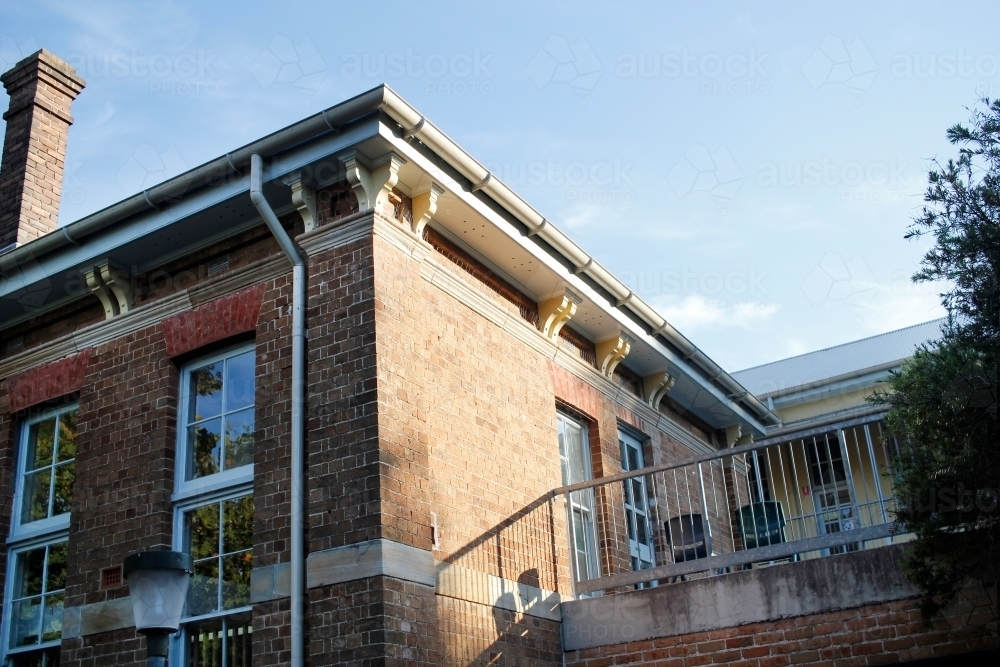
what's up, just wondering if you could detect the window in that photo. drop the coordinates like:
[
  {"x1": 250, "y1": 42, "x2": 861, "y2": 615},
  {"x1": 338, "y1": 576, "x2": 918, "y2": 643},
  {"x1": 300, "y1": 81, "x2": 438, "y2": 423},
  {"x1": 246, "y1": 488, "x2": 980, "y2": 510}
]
[
  {"x1": 178, "y1": 495, "x2": 253, "y2": 667},
  {"x1": 177, "y1": 346, "x2": 255, "y2": 495},
  {"x1": 7, "y1": 544, "x2": 66, "y2": 653},
  {"x1": 174, "y1": 344, "x2": 255, "y2": 667},
  {"x1": 557, "y1": 413, "x2": 600, "y2": 586},
  {"x1": 14, "y1": 408, "x2": 77, "y2": 534},
  {"x1": 4, "y1": 406, "x2": 77, "y2": 667}
]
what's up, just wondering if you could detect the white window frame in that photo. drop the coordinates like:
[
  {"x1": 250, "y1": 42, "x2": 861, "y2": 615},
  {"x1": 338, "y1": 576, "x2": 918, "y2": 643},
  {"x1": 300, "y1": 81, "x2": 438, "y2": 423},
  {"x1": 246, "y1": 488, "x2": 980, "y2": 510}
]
[
  {"x1": 4, "y1": 404, "x2": 77, "y2": 665},
  {"x1": 171, "y1": 343, "x2": 256, "y2": 667},
  {"x1": 9, "y1": 405, "x2": 78, "y2": 542},
  {"x1": 557, "y1": 412, "x2": 601, "y2": 591},
  {"x1": 170, "y1": 484, "x2": 254, "y2": 667},
  {"x1": 1, "y1": 534, "x2": 69, "y2": 662},
  {"x1": 619, "y1": 429, "x2": 656, "y2": 576},
  {"x1": 173, "y1": 344, "x2": 255, "y2": 504}
]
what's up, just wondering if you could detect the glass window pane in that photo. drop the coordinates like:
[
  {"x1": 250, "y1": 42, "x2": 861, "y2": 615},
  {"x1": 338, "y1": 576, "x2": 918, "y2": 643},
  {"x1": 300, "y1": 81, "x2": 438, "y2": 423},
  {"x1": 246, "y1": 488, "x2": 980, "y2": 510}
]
[
  {"x1": 14, "y1": 547, "x2": 45, "y2": 599},
  {"x1": 15, "y1": 548, "x2": 46, "y2": 598},
  {"x1": 11, "y1": 597, "x2": 42, "y2": 647},
  {"x1": 188, "y1": 559, "x2": 220, "y2": 617},
  {"x1": 221, "y1": 552, "x2": 252, "y2": 610},
  {"x1": 223, "y1": 409, "x2": 254, "y2": 472},
  {"x1": 558, "y1": 431, "x2": 569, "y2": 485},
  {"x1": 573, "y1": 511, "x2": 586, "y2": 551},
  {"x1": 26, "y1": 419, "x2": 56, "y2": 471},
  {"x1": 52, "y1": 464, "x2": 74, "y2": 517},
  {"x1": 223, "y1": 496, "x2": 253, "y2": 553},
  {"x1": 189, "y1": 419, "x2": 222, "y2": 479},
  {"x1": 188, "y1": 505, "x2": 220, "y2": 560},
  {"x1": 631, "y1": 479, "x2": 645, "y2": 510},
  {"x1": 46, "y1": 544, "x2": 67, "y2": 592},
  {"x1": 627, "y1": 446, "x2": 639, "y2": 472},
  {"x1": 569, "y1": 427, "x2": 588, "y2": 485},
  {"x1": 225, "y1": 351, "x2": 255, "y2": 412},
  {"x1": 189, "y1": 363, "x2": 224, "y2": 423},
  {"x1": 20, "y1": 470, "x2": 51, "y2": 525},
  {"x1": 56, "y1": 412, "x2": 77, "y2": 462},
  {"x1": 41, "y1": 593, "x2": 63, "y2": 642}
]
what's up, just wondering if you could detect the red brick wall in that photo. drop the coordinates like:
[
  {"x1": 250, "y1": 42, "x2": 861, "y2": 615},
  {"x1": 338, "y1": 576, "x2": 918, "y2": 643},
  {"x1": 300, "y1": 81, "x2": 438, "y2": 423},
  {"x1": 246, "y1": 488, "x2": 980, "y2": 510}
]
[
  {"x1": 0, "y1": 202, "x2": 727, "y2": 667},
  {"x1": 564, "y1": 589, "x2": 999, "y2": 667},
  {"x1": 369, "y1": 217, "x2": 723, "y2": 662},
  {"x1": 303, "y1": 233, "x2": 379, "y2": 552},
  {"x1": 0, "y1": 242, "x2": 294, "y2": 667},
  {"x1": 370, "y1": 223, "x2": 569, "y2": 664},
  {"x1": 437, "y1": 596, "x2": 562, "y2": 667}
]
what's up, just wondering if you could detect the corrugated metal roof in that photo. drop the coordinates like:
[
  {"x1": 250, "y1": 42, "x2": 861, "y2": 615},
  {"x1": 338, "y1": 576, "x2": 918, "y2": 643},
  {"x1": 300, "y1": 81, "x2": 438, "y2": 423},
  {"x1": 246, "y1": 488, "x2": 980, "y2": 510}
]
[{"x1": 732, "y1": 318, "x2": 946, "y2": 397}]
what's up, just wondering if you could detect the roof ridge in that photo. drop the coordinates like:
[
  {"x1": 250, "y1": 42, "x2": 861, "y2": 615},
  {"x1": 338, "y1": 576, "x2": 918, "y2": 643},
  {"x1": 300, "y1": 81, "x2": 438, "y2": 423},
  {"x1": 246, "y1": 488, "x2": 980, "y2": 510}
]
[{"x1": 733, "y1": 317, "x2": 946, "y2": 375}]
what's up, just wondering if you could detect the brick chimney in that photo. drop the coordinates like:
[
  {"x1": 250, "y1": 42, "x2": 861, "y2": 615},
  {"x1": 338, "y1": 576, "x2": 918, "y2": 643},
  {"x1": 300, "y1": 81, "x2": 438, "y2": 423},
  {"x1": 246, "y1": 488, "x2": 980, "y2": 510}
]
[{"x1": 0, "y1": 49, "x2": 85, "y2": 251}]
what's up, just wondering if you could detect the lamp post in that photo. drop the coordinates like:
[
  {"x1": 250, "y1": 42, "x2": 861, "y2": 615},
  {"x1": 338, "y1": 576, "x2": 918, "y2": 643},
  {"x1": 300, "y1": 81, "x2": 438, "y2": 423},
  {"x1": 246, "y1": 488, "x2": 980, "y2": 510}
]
[{"x1": 123, "y1": 551, "x2": 193, "y2": 667}]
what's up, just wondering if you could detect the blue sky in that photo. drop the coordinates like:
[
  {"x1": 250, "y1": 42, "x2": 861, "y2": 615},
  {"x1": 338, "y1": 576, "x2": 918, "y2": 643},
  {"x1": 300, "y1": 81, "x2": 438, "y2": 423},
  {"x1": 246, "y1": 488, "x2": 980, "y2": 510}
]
[{"x1": 2, "y1": 0, "x2": 988, "y2": 371}]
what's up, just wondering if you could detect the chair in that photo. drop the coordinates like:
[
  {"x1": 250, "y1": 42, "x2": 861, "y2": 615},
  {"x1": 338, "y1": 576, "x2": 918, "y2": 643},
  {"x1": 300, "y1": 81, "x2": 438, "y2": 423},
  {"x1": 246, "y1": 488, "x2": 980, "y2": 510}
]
[
  {"x1": 665, "y1": 513, "x2": 710, "y2": 563},
  {"x1": 735, "y1": 501, "x2": 799, "y2": 567},
  {"x1": 664, "y1": 514, "x2": 727, "y2": 582}
]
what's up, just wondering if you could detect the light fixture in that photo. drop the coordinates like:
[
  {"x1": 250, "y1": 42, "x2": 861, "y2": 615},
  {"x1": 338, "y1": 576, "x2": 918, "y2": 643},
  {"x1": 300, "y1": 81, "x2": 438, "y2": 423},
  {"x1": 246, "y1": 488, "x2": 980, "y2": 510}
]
[{"x1": 123, "y1": 551, "x2": 193, "y2": 667}]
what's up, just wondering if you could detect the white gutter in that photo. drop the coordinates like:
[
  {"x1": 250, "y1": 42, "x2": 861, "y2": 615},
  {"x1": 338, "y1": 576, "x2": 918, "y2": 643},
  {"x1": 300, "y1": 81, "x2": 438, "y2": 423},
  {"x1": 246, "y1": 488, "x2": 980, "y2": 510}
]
[{"x1": 249, "y1": 154, "x2": 306, "y2": 667}]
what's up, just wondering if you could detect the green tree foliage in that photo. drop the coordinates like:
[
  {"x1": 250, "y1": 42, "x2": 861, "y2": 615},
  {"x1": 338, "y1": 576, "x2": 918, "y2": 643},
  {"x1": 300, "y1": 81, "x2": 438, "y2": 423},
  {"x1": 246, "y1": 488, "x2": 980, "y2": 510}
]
[{"x1": 873, "y1": 99, "x2": 1000, "y2": 620}]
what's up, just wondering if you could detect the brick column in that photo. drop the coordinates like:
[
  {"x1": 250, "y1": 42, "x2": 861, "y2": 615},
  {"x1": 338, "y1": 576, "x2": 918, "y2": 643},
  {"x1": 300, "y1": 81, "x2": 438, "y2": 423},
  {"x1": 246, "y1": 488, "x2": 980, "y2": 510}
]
[{"x1": 0, "y1": 49, "x2": 85, "y2": 249}]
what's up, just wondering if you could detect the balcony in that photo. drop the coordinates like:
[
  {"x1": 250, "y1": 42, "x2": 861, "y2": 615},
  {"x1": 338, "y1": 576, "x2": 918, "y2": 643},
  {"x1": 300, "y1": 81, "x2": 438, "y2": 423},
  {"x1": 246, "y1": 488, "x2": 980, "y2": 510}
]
[{"x1": 552, "y1": 416, "x2": 905, "y2": 595}]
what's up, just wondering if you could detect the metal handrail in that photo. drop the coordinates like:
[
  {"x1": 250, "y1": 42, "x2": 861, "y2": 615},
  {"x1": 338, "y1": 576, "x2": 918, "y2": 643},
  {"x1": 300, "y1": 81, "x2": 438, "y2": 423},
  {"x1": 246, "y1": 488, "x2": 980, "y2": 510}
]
[{"x1": 551, "y1": 412, "x2": 889, "y2": 497}]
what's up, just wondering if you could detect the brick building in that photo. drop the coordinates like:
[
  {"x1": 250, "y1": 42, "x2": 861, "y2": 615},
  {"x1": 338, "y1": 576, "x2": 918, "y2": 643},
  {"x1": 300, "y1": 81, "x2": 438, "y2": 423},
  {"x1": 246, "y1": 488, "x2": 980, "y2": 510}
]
[{"x1": 0, "y1": 49, "x2": 995, "y2": 667}]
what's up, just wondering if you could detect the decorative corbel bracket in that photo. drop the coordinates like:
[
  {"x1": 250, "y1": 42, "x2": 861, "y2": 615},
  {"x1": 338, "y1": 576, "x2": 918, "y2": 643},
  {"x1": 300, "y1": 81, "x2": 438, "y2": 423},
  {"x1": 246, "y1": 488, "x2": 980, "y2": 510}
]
[
  {"x1": 538, "y1": 288, "x2": 582, "y2": 340},
  {"x1": 84, "y1": 260, "x2": 132, "y2": 319},
  {"x1": 339, "y1": 150, "x2": 407, "y2": 215},
  {"x1": 596, "y1": 332, "x2": 633, "y2": 378},
  {"x1": 411, "y1": 183, "x2": 444, "y2": 237},
  {"x1": 643, "y1": 370, "x2": 676, "y2": 409},
  {"x1": 725, "y1": 424, "x2": 742, "y2": 448},
  {"x1": 282, "y1": 171, "x2": 318, "y2": 232}
]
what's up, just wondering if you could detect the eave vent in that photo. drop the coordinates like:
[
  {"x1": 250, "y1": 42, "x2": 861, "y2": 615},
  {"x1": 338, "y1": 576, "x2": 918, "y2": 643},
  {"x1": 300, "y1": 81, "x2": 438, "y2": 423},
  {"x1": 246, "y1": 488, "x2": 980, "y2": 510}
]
[{"x1": 208, "y1": 254, "x2": 230, "y2": 276}]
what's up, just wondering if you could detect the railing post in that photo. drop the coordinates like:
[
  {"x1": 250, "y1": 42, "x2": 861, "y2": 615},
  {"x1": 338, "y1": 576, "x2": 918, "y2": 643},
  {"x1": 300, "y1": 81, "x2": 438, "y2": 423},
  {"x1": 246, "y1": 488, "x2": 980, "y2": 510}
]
[
  {"x1": 836, "y1": 429, "x2": 863, "y2": 547},
  {"x1": 563, "y1": 492, "x2": 581, "y2": 597},
  {"x1": 751, "y1": 450, "x2": 766, "y2": 502},
  {"x1": 697, "y1": 462, "x2": 714, "y2": 557},
  {"x1": 863, "y1": 423, "x2": 891, "y2": 543}
]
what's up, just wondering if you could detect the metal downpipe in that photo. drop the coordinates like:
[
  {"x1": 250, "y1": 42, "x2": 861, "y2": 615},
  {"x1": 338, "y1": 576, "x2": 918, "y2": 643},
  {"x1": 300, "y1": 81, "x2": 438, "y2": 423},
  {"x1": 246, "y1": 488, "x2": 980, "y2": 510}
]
[{"x1": 249, "y1": 154, "x2": 306, "y2": 667}]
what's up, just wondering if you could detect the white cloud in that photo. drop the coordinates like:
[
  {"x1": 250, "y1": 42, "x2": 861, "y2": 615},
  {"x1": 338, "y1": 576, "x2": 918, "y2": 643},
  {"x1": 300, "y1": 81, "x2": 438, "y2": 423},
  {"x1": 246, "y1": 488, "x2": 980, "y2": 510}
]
[{"x1": 653, "y1": 294, "x2": 779, "y2": 331}]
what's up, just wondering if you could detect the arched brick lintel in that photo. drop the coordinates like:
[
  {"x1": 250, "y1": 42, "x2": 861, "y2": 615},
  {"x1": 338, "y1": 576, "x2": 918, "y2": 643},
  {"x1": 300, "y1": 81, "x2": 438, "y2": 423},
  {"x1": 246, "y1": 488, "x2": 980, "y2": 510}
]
[{"x1": 161, "y1": 284, "x2": 267, "y2": 358}]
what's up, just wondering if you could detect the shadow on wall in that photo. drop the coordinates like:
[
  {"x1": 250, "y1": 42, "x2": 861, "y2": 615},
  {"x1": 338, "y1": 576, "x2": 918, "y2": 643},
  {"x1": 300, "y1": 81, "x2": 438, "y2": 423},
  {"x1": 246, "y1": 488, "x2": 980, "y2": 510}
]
[
  {"x1": 437, "y1": 495, "x2": 567, "y2": 664},
  {"x1": 440, "y1": 493, "x2": 563, "y2": 594}
]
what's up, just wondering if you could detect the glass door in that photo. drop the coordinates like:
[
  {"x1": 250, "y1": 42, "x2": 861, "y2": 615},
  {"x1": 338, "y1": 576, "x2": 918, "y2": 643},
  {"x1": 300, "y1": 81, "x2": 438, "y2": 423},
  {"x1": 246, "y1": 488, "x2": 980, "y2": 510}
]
[
  {"x1": 620, "y1": 431, "x2": 655, "y2": 582},
  {"x1": 806, "y1": 433, "x2": 859, "y2": 554},
  {"x1": 558, "y1": 414, "x2": 600, "y2": 586}
]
